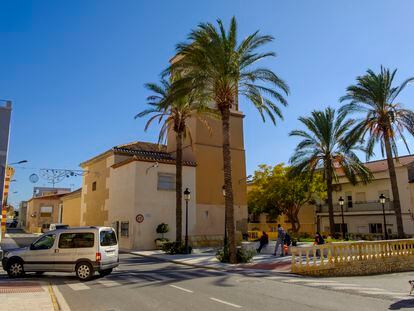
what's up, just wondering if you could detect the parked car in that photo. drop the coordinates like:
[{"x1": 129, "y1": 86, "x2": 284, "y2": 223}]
[
  {"x1": 49, "y1": 223, "x2": 69, "y2": 231},
  {"x1": 1, "y1": 226, "x2": 118, "y2": 281}
]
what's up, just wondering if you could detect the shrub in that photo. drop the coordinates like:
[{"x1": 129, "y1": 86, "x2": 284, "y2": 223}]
[
  {"x1": 161, "y1": 241, "x2": 191, "y2": 255},
  {"x1": 156, "y1": 223, "x2": 169, "y2": 239},
  {"x1": 216, "y1": 246, "x2": 254, "y2": 263}
]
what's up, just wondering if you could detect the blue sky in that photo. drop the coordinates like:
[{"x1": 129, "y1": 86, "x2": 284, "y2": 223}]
[{"x1": 1, "y1": 0, "x2": 414, "y2": 206}]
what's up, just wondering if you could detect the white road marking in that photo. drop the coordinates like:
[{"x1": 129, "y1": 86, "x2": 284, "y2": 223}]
[
  {"x1": 358, "y1": 290, "x2": 408, "y2": 296},
  {"x1": 284, "y1": 279, "x2": 338, "y2": 283},
  {"x1": 264, "y1": 276, "x2": 287, "y2": 281},
  {"x1": 66, "y1": 282, "x2": 90, "y2": 291},
  {"x1": 96, "y1": 279, "x2": 120, "y2": 287},
  {"x1": 210, "y1": 297, "x2": 242, "y2": 308},
  {"x1": 169, "y1": 285, "x2": 194, "y2": 293}
]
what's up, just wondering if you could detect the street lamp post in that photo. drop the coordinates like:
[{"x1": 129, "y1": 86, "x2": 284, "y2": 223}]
[
  {"x1": 338, "y1": 196, "x2": 346, "y2": 240},
  {"x1": 222, "y1": 185, "x2": 227, "y2": 248},
  {"x1": 184, "y1": 188, "x2": 191, "y2": 254},
  {"x1": 380, "y1": 194, "x2": 388, "y2": 240}
]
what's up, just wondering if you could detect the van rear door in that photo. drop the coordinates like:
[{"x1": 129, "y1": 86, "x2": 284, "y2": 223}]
[{"x1": 99, "y1": 228, "x2": 118, "y2": 266}]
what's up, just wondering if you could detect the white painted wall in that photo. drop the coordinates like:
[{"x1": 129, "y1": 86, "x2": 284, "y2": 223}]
[{"x1": 108, "y1": 160, "x2": 196, "y2": 250}]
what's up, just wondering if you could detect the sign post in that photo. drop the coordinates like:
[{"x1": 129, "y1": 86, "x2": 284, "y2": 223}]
[{"x1": 0, "y1": 101, "x2": 12, "y2": 242}]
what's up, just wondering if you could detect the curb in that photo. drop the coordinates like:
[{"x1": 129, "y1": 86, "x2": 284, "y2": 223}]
[
  {"x1": 130, "y1": 252, "x2": 292, "y2": 274},
  {"x1": 47, "y1": 283, "x2": 60, "y2": 311}
]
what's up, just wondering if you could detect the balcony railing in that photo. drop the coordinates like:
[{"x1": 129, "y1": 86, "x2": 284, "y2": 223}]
[{"x1": 316, "y1": 201, "x2": 394, "y2": 213}]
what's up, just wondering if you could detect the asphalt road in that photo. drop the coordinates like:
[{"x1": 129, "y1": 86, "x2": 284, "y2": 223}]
[{"x1": 2, "y1": 233, "x2": 414, "y2": 310}]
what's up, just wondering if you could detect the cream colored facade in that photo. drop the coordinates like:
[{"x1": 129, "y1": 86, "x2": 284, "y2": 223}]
[
  {"x1": 75, "y1": 105, "x2": 249, "y2": 250},
  {"x1": 108, "y1": 160, "x2": 196, "y2": 250},
  {"x1": 317, "y1": 156, "x2": 414, "y2": 237},
  {"x1": 61, "y1": 189, "x2": 82, "y2": 227},
  {"x1": 26, "y1": 194, "x2": 63, "y2": 233}
]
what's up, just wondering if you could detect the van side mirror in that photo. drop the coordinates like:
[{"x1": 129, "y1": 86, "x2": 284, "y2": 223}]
[{"x1": 29, "y1": 244, "x2": 35, "y2": 250}]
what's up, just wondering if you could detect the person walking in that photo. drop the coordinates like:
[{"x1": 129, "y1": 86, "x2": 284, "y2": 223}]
[
  {"x1": 256, "y1": 231, "x2": 269, "y2": 253},
  {"x1": 274, "y1": 224, "x2": 285, "y2": 257},
  {"x1": 314, "y1": 232, "x2": 325, "y2": 257},
  {"x1": 315, "y1": 232, "x2": 325, "y2": 245}
]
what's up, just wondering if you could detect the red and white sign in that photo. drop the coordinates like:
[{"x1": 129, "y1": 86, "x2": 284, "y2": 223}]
[{"x1": 136, "y1": 214, "x2": 144, "y2": 223}]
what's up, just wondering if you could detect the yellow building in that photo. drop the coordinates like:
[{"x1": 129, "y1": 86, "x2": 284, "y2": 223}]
[
  {"x1": 76, "y1": 106, "x2": 248, "y2": 250},
  {"x1": 61, "y1": 189, "x2": 82, "y2": 227},
  {"x1": 26, "y1": 194, "x2": 65, "y2": 233},
  {"x1": 316, "y1": 155, "x2": 414, "y2": 238},
  {"x1": 247, "y1": 180, "x2": 317, "y2": 237}
]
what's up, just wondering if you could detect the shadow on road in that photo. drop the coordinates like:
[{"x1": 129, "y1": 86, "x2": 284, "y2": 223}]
[{"x1": 389, "y1": 298, "x2": 414, "y2": 310}]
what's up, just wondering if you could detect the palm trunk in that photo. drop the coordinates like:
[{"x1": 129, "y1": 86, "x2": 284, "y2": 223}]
[
  {"x1": 326, "y1": 162, "x2": 335, "y2": 236},
  {"x1": 221, "y1": 107, "x2": 237, "y2": 264},
  {"x1": 287, "y1": 206, "x2": 300, "y2": 233},
  {"x1": 384, "y1": 135, "x2": 405, "y2": 238},
  {"x1": 175, "y1": 131, "x2": 183, "y2": 243}
]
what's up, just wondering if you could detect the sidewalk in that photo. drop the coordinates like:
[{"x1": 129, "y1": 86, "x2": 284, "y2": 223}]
[
  {"x1": 0, "y1": 280, "x2": 58, "y2": 311},
  {"x1": 131, "y1": 248, "x2": 293, "y2": 273}
]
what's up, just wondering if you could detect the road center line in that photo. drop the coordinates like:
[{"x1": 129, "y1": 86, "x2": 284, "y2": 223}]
[
  {"x1": 169, "y1": 285, "x2": 194, "y2": 293},
  {"x1": 210, "y1": 297, "x2": 242, "y2": 308}
]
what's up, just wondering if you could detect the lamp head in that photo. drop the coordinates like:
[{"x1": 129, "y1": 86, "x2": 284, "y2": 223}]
[
  {"x1": 379, "y1": 193, "x2": 386, "y2": 204},
  {"x1": 338, "y1": 196, "x2": 344, "y2": 206},
  {"x1": 184, "y1": 188, "x2": 191, "y2": 201}
]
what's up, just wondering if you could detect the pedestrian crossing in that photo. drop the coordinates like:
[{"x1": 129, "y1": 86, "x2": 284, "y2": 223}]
[
  {"x1": 57, "y1": 269, "x2": 414, "y2": 302},
  {"x1": 261, "y1": 275, "x2": 411, "y2": 301},
  {"x1": 63, "y1": 269, "x2": 224, "y2": 291}
]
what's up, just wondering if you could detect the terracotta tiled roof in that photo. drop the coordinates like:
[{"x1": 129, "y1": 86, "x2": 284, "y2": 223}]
[
  {"x1": 115, "y1": 141, "x2": 167, "y2": 153},
  {"x1": 112, "y1": 141, "x2": 196, "y2": 167},
  {"x1": 336, "y1": 154, "x2": 414, "y2": 176}
]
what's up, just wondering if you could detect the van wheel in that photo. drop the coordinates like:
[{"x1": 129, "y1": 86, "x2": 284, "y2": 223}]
[
  {"x1": 7, "y1": 260, "x2": 25, "y2": 278},
  {"x1": 99, "y1": 268, "x2": 113, "y2": 277},
  {"x1": 76, "y1": 262, "x2": 94, "y2": 281}
]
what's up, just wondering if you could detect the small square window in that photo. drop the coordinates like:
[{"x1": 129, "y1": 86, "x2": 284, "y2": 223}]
[
  {"x1": 157, "y1": 173, "x2": 175, "y2": 191},
  {"x1": 120, "y1": 221, "x2": 129, "y2": 237},
  {"x1": 92, "y1": 181, "x2": 97, "y2": 191}
]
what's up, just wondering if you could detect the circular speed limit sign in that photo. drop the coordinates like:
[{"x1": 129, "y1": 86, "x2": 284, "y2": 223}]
[{"x1": 136, "y1": 214, "x2": 144, "y2": 223}]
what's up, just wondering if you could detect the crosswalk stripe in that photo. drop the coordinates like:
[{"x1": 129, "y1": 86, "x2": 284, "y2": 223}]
[
  {"x1": 66, "y1": 282, "x2": 90, "y2": 291},
  {"x1": 96, "y1": 279, "x2": 120, "y2": 287},
  {"x1": 358, "y1": 290, "x2": 408, "y2": 296}
]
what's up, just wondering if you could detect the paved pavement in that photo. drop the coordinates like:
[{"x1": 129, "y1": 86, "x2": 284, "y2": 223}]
[
  {"x1": 2, "y1": 233, "x2": 414, "y2": 310},
  {"x1": 1, "y1": 253, "x2": 413, "y2": 310}
]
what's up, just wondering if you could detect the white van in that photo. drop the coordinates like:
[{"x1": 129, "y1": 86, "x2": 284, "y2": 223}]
[{"x1": 2, "y1": 226, "x2": 119, "y2": 281}]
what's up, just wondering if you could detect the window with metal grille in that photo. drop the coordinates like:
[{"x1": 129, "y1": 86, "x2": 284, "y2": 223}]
[
  {"x1": 369, "y1": 223, "x2": 383, "y2": 234},
  {"x1": 157, "y1": 173, "x2": 175, "y2": 191},
  {"x1": 120, "y1": 221, "x2": 129, "y2": 237},
  {"x1": 40, "y1": 206, "x2": 53, "y2": 217}
]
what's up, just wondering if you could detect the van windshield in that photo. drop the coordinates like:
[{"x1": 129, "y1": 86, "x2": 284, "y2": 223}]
[{"x1": 100, "y1": 229, "x2": 117, "y2": 246}]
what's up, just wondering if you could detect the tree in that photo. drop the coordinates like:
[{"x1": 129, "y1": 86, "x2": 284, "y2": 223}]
[
  {"x1": 136, "y1": 78, "x2": 210, "y2": 243},
  {"x1": 248, "y1": 164, "x2": 326, "y2": 233},
  {"x1": 289, "y1": 107, "x2": 372, "y2": 236},
  {"x1": 168, "y1": 17, "x2": 289, "y2": 263},
  {"x1": 340, "y1": 67, "x2": 414, "y2": 238}
]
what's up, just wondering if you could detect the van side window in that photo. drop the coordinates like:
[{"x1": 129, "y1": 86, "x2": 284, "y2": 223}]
[
  {"x1": 58, "y1": 233, "x2": 94, "y2": 248},
  {"x1": 100, "y1": 229, "x2": 117, "y2": 246},
  {"x1": 32, "y1": 234, "x2": 56, "y2": 250}
]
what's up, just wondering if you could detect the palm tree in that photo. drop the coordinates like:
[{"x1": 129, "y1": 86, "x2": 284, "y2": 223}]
[
  {"x1": 340, "y1": 67, "x2": 414, "y2": 238},
  {"x1": 290, "y1": 107, "x2": 372, "y2": 236},
  {"x1": 167, "y1": 17, "x2": 289, "y2": 263},
  {"x1": 136, "y1": 78, "x2": 210, "y2": 243}
]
